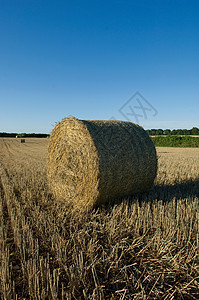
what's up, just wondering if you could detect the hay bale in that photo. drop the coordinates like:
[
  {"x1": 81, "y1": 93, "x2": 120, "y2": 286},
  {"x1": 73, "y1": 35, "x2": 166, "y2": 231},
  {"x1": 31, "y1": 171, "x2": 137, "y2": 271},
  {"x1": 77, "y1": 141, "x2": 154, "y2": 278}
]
[{"x1": 47, "y1": 116, "x2": 157, "y2": 209}]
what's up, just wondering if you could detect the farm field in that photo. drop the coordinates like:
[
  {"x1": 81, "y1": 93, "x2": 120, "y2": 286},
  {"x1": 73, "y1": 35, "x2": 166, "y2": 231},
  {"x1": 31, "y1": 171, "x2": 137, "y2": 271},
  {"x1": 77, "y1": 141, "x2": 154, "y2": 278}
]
[{"x1": 0, "y1": 138, "x2": 198, "y2": 299}]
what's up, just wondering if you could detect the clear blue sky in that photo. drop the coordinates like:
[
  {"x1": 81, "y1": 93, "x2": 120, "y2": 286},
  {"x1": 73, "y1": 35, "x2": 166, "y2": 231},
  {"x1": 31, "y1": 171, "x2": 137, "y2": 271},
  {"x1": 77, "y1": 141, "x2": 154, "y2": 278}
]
[{"x1": 0, "y1": 0, "x2": 198, "y2": 133}]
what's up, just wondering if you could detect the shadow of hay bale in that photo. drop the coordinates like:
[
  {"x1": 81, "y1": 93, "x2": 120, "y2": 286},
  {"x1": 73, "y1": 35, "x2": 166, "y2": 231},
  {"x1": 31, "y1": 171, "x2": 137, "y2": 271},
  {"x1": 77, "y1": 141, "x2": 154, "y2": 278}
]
[
  {"x1": 150, "y1": 178, "x2": 199, "y2": 202},
  {"x1": 101, "y1": 178, "x2": 199, "y2": 209}
]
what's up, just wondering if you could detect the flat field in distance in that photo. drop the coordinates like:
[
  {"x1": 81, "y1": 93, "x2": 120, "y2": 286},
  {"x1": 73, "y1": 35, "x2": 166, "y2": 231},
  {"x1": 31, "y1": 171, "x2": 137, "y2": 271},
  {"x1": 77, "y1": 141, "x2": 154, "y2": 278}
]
[{"x1": 0, "y1": 138, "x2": 198, "y2": 299}]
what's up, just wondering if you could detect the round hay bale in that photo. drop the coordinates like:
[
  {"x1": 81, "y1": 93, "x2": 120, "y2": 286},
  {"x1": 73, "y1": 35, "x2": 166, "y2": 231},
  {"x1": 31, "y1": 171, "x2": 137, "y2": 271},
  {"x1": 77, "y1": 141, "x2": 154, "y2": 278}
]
[{"x1": 47, "y1": 116, "x2": 157, "y2": 209}]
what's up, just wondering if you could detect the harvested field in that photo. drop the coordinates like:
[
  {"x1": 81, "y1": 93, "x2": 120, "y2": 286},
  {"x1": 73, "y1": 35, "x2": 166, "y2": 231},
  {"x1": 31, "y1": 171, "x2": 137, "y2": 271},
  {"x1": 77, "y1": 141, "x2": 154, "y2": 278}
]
[{"x1": 0, "y1": 138, "x2": 199, "y2": 299}]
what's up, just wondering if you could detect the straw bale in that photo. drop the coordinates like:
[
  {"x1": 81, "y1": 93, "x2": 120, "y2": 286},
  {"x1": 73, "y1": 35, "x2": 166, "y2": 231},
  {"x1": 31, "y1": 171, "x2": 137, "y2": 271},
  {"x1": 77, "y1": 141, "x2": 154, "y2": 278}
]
[{"x1": 47, "y1": 116, "x2": 157, "y2": 209}]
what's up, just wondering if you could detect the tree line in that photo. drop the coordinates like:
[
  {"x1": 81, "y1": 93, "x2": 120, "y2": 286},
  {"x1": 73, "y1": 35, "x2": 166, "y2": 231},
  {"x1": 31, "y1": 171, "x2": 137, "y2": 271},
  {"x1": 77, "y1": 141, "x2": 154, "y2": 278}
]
[
  {"x1": 146, "y1": 127, "x2": 199, "y2": 136},
  {"x1": 0, "y1": 127, "x2": 199, "y2": 137},
  {"x1": 0, "y1": 132, "x2": 49, "y2": 138}
]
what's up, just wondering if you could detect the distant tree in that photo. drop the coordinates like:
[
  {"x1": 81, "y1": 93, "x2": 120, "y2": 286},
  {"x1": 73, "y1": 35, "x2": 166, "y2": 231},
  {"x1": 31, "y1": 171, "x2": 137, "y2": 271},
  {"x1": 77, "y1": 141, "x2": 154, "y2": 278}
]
[
  {"x1": 156, "y1": 129, "x2": 164, "y2": 135},
  {"x1": 146, "y1": 130, "x2": 151, "y2": 135},
  {"x1": 18, "y1": 133, "x2": 26, "y2": 137},
  {"x1": 164, "y1": 129, "x2": 171, "y2": 135},
  {"x1": 190, "y1": 127, "x2": 199, "y2": 135},
  {"x1": 176, "y1": 129, "x2": 184, "y2": 135},
  {"x1": 171, "y1": 129, "x2": 177, "y2": 135},
  {"x1": 150, "y1": 129, "x2": 158, "y2": 135},
  {"x1": 182, "y1": 129, "x2": 190, "y2": 135}
]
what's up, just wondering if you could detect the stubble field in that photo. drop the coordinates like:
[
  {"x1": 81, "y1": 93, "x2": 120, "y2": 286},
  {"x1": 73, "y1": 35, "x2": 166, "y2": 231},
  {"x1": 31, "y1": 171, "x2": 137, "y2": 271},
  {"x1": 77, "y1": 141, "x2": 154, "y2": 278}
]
[{"x1": 0, "y1": 138, "x2": 198, "y2": 299}]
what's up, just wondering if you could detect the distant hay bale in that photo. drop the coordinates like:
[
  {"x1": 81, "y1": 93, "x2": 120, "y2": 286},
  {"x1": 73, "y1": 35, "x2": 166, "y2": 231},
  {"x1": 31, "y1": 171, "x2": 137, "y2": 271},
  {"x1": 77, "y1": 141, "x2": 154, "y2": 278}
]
[{"x1": 47, "y1": 116, "x2": 157, "y2": 209}]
